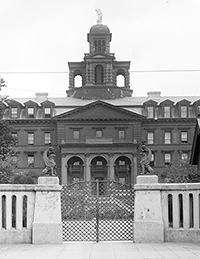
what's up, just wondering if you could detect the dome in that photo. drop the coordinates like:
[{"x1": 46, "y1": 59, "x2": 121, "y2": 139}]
[{"x1": 89, "y1": 24, "x2": 110, "y2": 34}]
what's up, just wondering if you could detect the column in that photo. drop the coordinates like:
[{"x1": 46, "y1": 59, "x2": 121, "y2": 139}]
[
  {"x1": 109, "y1": 153, "x2": 115, "y2": 181},
  {"x1": 85, "y1": 153, "x2": 91, "y2": 181},
  {"x1": 132, "y1": 153, "x2": 138, "y2": 185},
  {"x1": 61, "y1": 153, "x2": 67, "y2": 184}
]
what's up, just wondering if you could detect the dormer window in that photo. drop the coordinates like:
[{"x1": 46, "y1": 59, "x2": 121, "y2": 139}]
[
  {"x1": 28, "y1": 107, "x2": 34, "y2": 118},
  {"x1": 11, "y1": 107, "x2": 18, "y2": 118},
  {"x1": 147, "y1": 106, "x2": 154, "y2": 118},
  {"x1": 164, "y1": 106, "x2": 171, "y2": 118},
  {"x1": 44, "y1": 107, "x2": 51, "y2": 118},
  {"x1": 180, "y1": 106, "x2": 187, "y2": 118}
]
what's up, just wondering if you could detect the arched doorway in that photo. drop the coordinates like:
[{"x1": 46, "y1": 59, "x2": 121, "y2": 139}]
[
  {"x1": 114, "y1": 156, "x2": 131, "y2": 184},
  {"x1": 91, "y1": 156, "x2": 107, "y2": 181},
  {"x1": 67, "y1": 156, "x2": 84, "y2": 184}
]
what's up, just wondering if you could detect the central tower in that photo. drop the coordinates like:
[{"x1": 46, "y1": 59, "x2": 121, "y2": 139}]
[{"x1": 66, "y1": 20, "x2": 132, "y2": 99}]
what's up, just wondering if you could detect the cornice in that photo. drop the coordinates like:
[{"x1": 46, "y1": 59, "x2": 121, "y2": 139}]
[
  {"x1": 143, "y1": 118, "x2": 196, "y2": 123},
  {"x1": 59, "y1": 142, "x2": 135, "y2": 148},
  {"x1": 7, "y1": 119, "x2": 56, "y2": 124}
]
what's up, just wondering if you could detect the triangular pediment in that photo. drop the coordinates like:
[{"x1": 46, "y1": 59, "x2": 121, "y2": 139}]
[{"x1": 54, "y1": 100, "x2": 144, "y2": 121}]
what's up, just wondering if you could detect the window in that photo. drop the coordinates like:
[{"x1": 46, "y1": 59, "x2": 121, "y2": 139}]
[
  {"x1": 150, "y1": 153, "x2": 155, "y2": 167},
  {"x1": 147, "y1": 132, "x2": 154, "y2": 144},
  {"x1": 147, "y1": 106, "x2": 154, "y2": 118},
  {"x1": 44, "y1": 132, "x2": 51, "y2": 144},
  {"x1": 11, "y1": 132, "x2": 18, "y2": 139},
  {"x1": 96, "y1": 130, "x2": 103, "y2": 138},
  {"x1": 27, "y1": 153, "x2": 34, "y2": 168},
  {"x1": 11, "y1": 108, "x2": 18, "y2": 118},
  {"x1": 119, "y1": 160, "x2": 125, "y2": 166},
  {"x1": 44, "y1": 108, "x2": 51, "y2": 118},
  {"x1": 72, "y1": 178, "x2": 80, "y2": 183},
  {"x1": 180, "y1": 106, "x2": 187, "y2": 118},
  {"x1": 28, "y1": 132, "x2": 34, "y2": 145},
  {"x1": 119, "y1": 177, "x2": 126, "y2": 184},
  {"x1": 118, "y1": 130, "x2": 125, "y2": 140},
  {"x1": 164, "y1": 153, "x2": 171, "y2": 166},
  {"x1": 95, "y1": 65, "x2": 103, "y2": 84},
  {"x1": 181, "y1": 131, "x2": 188, "y2": 144},
  {"x1": 164, "y1": 132, "x2": 171, "y2": 144},
  {"x1": 73, "y1": 130, "x2": 80, "y2": 140},
  {"x1": 164, "y1": 106, "x2": 171, "y2": 118},
  {"x1": 28, "y1": 108, "x2": 34, "y2": 118},
  {"x1": 181, "y1": 152, "x2": 188, "y2": 162}
]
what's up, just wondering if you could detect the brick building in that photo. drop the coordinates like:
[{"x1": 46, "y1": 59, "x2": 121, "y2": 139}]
[{"x1": 3, "y1": 22, "x2": 200, "y2": 184}]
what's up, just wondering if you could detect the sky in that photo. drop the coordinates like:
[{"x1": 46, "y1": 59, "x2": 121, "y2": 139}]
[{"x1": 1, "y1": 0, "x2": 200, "y2": 98}]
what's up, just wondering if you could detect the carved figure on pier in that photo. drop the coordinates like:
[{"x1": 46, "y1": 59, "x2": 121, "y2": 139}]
[
  {"x1": 42, "y1": 144, "x2": 57, "y2": 176},
  {"x1": 139, "y1": 140, "x2": 153, "y2": 175}
]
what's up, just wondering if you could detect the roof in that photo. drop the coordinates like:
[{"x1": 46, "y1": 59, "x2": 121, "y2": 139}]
[
  {"x1": 89, "y1": 24, "x2": 110, "y2": 34},
  {"x1": 10, "y1": 94, "x2": 200, "y2": 107}
]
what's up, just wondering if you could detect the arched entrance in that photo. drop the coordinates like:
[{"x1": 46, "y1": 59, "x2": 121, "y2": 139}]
[
  {"x1": 67, "y1": 156, "x2": 84, "y2": 184},
  {"x1": 114, "y1": 156, "x2": 131, "y2": 184},
  {"x1": 91, "y1": 156, "x2": 107, "y2": 181}
]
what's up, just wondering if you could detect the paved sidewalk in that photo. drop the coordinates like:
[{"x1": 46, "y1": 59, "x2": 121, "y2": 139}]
[{"x1": 0, "y1": 242, "x2": 200, "y2": 259}]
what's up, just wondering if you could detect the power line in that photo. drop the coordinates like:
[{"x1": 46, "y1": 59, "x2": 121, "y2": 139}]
[{"x1": 1, "y1": 69, "x2": 200, "y2": 74}]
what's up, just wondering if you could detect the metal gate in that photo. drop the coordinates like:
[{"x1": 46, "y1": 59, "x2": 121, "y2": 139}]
[{"x1": 61, "y1": 180, "x2": 134, "y2": 242}]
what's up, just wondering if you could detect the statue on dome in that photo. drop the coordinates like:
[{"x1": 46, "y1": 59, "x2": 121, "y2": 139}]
[
  {"x1": 95, "y1": 8, "x2": 103, "y2": 24},
  {"x1": 139, "y1": 140, "x2": 153, "y2": 175},
  {"x1": 42, "y1": 143, "x2": 57, "y2": 176}
]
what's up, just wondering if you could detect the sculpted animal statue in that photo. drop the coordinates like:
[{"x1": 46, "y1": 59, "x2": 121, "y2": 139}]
[
  {"x1": 139, "y1": 142, "x2": 153, "y2": 175},
  {"x1": 42, "y1": 145, "x2": 57, "y2": 176}
]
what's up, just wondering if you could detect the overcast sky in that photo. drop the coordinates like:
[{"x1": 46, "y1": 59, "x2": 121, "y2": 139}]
[{"x1": 1, "y1": 0, "x2": 200, "y2": 98}]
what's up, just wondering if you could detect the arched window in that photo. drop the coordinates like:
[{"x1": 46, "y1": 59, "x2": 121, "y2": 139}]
[
  {"x1": 74, "y1": 75, "x2": 82, "y2": 87},
  {"x1": 98, "y1": 40, "x2": 101, "y2": 51},
  {"x1": 95, "y1": 65, "x2": 103, "y2": 85},
  {"x1": 117, "y1": 75, "x2": 125, "y2": 87},
  {"x1": 94, "y1": 40, "x2": 97, "y2": 52}
]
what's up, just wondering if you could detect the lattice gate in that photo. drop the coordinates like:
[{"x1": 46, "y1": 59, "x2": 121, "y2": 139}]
[{"x1": 61, "y1": 180, "x2": 134, "y2": 242}]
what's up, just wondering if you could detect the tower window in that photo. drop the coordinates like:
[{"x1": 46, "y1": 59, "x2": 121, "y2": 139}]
[{"x1": 95, "y1": 65, "x2": 103, "y2": 84}]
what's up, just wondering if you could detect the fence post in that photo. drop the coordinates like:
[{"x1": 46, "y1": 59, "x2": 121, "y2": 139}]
[
  {"x1": 32, "y1": 177, "x2": 62, "y2": 244},
  {"x1": 133, "y1": 175, "x2": 164, "y2": 243}
]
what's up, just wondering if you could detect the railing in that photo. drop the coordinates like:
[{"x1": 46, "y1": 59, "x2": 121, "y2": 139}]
[
  {"x1": 0, "y1": 185, "x2": 35, "y2": 243},
  {"x1": 160, "y1": 183, "x2": 200, "y2": 242}
]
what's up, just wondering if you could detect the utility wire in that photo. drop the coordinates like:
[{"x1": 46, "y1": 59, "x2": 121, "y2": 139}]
[{"x1": 1, "y1": 69, "x2": 200, "y2": 74}]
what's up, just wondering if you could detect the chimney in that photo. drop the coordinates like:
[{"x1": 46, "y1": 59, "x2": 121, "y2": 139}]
[
  {"x1": 35, "y1": 93, "x2": 48, "y2": 102},
  {"x1": 147, "y1": 91, "x2": 161, "y2": 99}
]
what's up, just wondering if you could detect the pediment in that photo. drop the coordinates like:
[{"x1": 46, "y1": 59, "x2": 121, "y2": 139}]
[
  {"x1": 159, "y1": 99, "x2": 174, "y2": 105},
  {"x1": 54, "y1": 100, "x2": 144, "y2": 121}
]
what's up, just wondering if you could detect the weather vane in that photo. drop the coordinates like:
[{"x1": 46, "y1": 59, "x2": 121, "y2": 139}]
[{"x1": 95, "y1": 8, "x2": 103, "y2": 24}]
